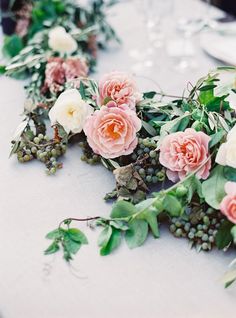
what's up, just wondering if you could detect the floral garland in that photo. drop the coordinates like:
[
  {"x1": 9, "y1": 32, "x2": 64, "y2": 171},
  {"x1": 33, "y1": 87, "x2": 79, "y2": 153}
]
[{"x1": 2, "y1": 1, "x2": 236, "y2": 289}]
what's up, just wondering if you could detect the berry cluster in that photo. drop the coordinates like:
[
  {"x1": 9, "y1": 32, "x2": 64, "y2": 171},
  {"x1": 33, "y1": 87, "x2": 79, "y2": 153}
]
[
  {"x1": 169, "y1": 207, "x2": 225, "y2": 251},
  {"x1": 132, "y1": 137, "x2": 166, "y2": 185},
  {"x1": 15, "y1": 132, "x2": 67, "y2": 174},
  {"x1": 78, "y1": 140, "x2": 101, "y2": 165}
]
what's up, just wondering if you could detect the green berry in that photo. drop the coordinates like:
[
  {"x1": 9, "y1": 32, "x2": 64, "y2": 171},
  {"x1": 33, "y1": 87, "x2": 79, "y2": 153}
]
[
  {"x1": 34, "y1": 137, "x2": 40, "y2": 144},
  {"x1": 188, "y1": 232, "x2": 194, "y2": 239},
  {"x1": 152, "y1": 176, "x2": 158, "y2": 183},
  {"x1": 38, "y1": 133, "x2": 44, "y2": 140},
  {"x1": 146, "y1": 175, "x2": 152, "y2": 183},
  {"x1": 23, "y1": 154, "x2": 30, "y2": 162},
  {"x1": 203, "y1": 216, "x2": 210, "y2": 225},
  {"x1": 202, "y1": 234, "x2": 208, "y2": 242},
  {"x1": 196, "y1": 230, "x2": 203, "y2": 238},
  {"x1": 156, "y1": 171, "x2": 165, "y2": 181},
  {"x1": 50, "y1": 167, "x2": 56, "y2": 174},
  {"x1": 175, "y1": 228, "x2": 183, "y2": 237},
  {"x1": 31, "y1": 147, "x2": 37, "y2": 154},
  {"x1": 51, "y1": 149, "x2": 57, "y2": 157},
  {"x1": 176, "y1": 185, "x2": 188, "y2": 197},
  {"x1": 147, "y1": 167, "x2": 154, "y2": 175},
  {"x1": 149, "y1": 150, "x2": 157, "y2": 158},
  {"x1": 170, "y1": 224, "x2": 176, "y2": 233},
  {"x1": 201, "y1": 243, "x2": 209, "y2": 250},
  {"x1": 139, "y1": 168, "x2": 145, "y2": 176}
]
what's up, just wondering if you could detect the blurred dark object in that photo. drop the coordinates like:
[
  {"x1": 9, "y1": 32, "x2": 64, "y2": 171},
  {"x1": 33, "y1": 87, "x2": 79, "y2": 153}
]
[
  {"x1": 210, "y1": 0, "x2": 236, "y2": 17},
  {"x1": 1, "y1": 0, "x2": 31, "y2": 35}
]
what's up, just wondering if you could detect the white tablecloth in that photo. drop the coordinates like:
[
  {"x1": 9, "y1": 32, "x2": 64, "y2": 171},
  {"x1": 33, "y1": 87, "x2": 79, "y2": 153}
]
[{"x1": 0, "y1": 1, "x2": 235, "y2": 317}]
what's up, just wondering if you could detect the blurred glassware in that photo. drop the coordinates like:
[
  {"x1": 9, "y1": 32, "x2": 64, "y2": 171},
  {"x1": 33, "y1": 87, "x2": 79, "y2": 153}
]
[
  {"x1": 166, "y1": 0, "x2": 205, "y2": 73},
  {"x1": 129, "y1": 0, "x2": 173, "y2": 71}
]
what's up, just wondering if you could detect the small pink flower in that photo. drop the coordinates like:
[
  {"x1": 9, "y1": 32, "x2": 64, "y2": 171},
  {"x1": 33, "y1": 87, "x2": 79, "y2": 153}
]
[
  {"x1": 63, "y1": 57, "x2": 88, "y2": 80},
  {"x1": 98, "y1": 71, "x2": 141, "y2": 110},
  {"x1": 220, "y1": 182, "x2": 236, "y2": 224},
  {"x1": 84, "y1": 105, "x2": 141, "y2": 159},
  {"x1": 43, "y1": 57, "x2": 89, "y2": 94},
  {"x1": 159, "y1": 128, "x2": 211, "y2": 182}
]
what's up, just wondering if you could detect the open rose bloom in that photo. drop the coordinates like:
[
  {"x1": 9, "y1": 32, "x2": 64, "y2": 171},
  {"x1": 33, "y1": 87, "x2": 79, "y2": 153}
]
[
  {"x1": 220, "y1": 182, "x2": 236, "y2": 224},
  {"x1": 49, "y1": 89, "x2": 93, "y2": 134},
  {"x1": 84, "y1": 105, "x2": 141, "y2": 159},
  {"x1": 98, "y1": 71, "x2": 141, "y2": 110},
  {"x1": 159, "y1": 128, "x2": 211, "y2": 182}
]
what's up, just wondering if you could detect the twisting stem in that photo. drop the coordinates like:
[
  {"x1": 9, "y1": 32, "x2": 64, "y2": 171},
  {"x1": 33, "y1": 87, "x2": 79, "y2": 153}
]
[{"x1": 59, "y1": 216, "x2": 101, "y2": 229}]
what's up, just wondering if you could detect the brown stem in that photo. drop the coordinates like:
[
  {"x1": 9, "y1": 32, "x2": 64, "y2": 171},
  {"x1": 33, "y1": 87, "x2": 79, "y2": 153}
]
[{"x1": 59, "y1": 216, "x2": 101, "y2": 229}]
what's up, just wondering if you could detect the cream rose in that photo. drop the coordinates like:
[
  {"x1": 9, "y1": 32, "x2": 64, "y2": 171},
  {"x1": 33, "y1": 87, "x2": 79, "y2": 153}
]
[
  {"x1": 48, "y1": 26, "x2": 78, "y2": 54},
  {"x1": 216, "y1": 125, "x2": 236, "y2": 168},
  {"x1": 49, "y1": 89, "x2": 93, "y2": 134}
]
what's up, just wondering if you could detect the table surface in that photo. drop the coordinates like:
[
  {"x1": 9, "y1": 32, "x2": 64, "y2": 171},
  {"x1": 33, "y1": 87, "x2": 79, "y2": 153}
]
[{"x1": 0, "y1": 1, "x2": 236, "y2": 317}]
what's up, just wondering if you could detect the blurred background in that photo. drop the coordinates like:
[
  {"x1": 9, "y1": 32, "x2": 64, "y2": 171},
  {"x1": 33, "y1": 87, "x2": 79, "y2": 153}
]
[{"x1": 1, "y1": 0, "x2": 236, "y2": 89}]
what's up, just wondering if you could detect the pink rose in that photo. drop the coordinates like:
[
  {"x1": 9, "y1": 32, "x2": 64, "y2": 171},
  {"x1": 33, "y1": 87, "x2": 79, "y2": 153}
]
[
  {"x1": 220, "y1": 182, "x2": 236, "y2": 224},
  {"x1": 159, "y1": 128, "x2": 211, "y2": 182},
  {"x1": 43, "y1": 57, "x2": 88, "y2": 94},
  {"x1": 63, "y1": 57, "x2": 88, "y2": 80},
  {"x1": 84, "y1": 105, "x2": 141, "y2": 159},
  {"x1": 98, "y1": 71, "x2": 141, "y2": 110}
]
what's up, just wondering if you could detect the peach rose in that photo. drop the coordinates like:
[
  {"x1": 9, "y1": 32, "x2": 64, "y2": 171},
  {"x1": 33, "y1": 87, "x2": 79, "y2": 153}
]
[
  {"x1": 159, "y1": 128, "x2": 211, "y2": 182},
  {"x1": 84, "y1": 105, "x2": 141, "y2": 159},
  {"x1": 220, "y1": 182, "x2": 236, "y2": 224},
  {"x1": 98, "y1": 71, "x2": 141, "y2": 110}
]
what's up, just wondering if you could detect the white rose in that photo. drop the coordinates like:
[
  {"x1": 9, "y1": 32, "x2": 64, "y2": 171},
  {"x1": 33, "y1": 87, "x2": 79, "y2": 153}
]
[
  {"x1": 49, "y1": 89, "x2": 93, "y2": 134},
  {"x1": 48, "y1": 26, "x2": 78, "y2": 54},
  {"x1": 216, "y1": 125, "x2": 236, "y2": 168}
]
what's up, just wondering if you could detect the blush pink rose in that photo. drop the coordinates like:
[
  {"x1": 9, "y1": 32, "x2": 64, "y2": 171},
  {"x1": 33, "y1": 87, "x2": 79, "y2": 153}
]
[
  {"x1": 84, "y1": 105, "x2": 141, "y2": 159},
  {"x1": 159, "y1": 128, "x2": 211, "y2": 182},
  {"x1": 220, "y1": 182, "x2": 236, "y2": 224},
  {"x1": 98, "y1": 71, "x2": 141, "y2": 110}
]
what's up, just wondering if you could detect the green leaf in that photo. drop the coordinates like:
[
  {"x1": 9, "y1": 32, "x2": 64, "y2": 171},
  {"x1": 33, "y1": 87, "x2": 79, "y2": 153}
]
[
  {"x1": 209, "y1": 130, "x2": 226, "y2": 148},
  {"x1": 64, "y1": 239, "x2": 81, "y2": 255},
  {"x1": 57, "y1": 124, "x2": 68, "y2": 143},
  {"x1": 145, "y1": 211, "x2": 160, "y2": 238},
  {"x1": 100, "y1": 227, "x2": 122, "y2": 256},
  {"x1": 0, "y1": 65, "x2": 6, "y2": 74},
  {"x1": 67, "y1": 228, "x2": 88, "y2": 244},
  {"x1": 3, "y1": 35, "x2": 23, "y2": 58},
  {"x1": 199, "y1": 86, "x2": 214, "y2": 105},
  {"x1": 163, "y1": 194, "x2": 182, "y2": 217},
  {"x1": 215, "y1": 220, "x2": 233, "y2": 250},
  {"x1": 231, "y1": 225, "x2": 236, "y2": 244},
  {"x1": 79, "y1": 81, "x2": 86, "y2": 100},
  {"x1": 98, "y1": 226, "x2": 112, "y2": 247},
  {"x1": 175, "y1": 116, "x2": 190, "y2": 132},
  {"x1": 183, "y1": 175, "x2": 203, "y2": 203},
  {"x1": 224, "y1": 166, "x2": 236, "y2": 182},
  {"x1": 44, "y1": 241, "x2": 60, "y2": 255},
  {"x1": 125, "y1": 219, "x2": 148, "y2": 249},
  {"x1": 202, "y1": 166, "x2": 227, "y2": 209},
  {"x1": 206, "y1": 95, "x2": 230, "y2": 112},
  {"x1": 109, "y1": 220, "x2": 129, "y2": 231},
  {"x1": 46, "y1": 229, "x2": 62, "y2": 240},
  {"x1": 110, "y1": 200, "x2": 136, "y2": 219},
  {"x1": 199, "y1": 84, "x2": 217, "y2": 91},
  {"x1": 142, "y1": 120, "x2": 157, "y2": 136},
  {"x1": 143, "y1": 91, "x2": 157, "y2": 99}
]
